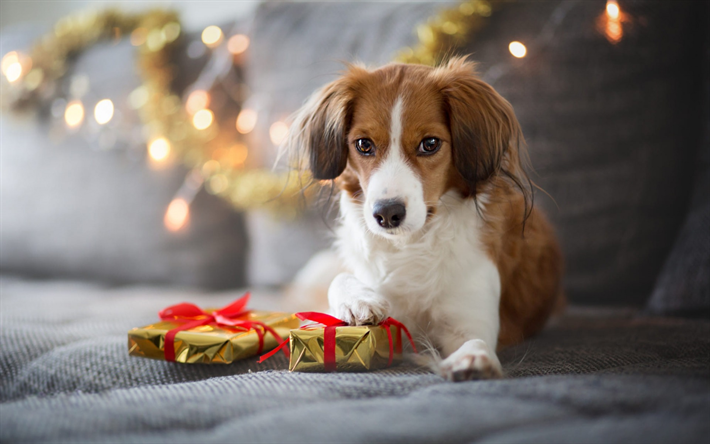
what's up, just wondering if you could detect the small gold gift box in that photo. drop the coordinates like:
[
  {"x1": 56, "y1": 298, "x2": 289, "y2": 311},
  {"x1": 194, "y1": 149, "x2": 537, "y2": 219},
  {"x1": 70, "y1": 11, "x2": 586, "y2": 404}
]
[
  {"x1": 260, "y1": 312, "x2": 416, "y2": 372},
  {"x1": 128, "y1": 294, "x2": 298, "y2": 364}
]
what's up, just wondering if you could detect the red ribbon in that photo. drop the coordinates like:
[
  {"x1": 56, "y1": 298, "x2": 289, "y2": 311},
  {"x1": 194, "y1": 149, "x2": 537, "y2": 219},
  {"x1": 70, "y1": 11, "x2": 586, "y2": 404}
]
[
  {"x1": 158, "y1": 293, "x2": 288, "y2": 362},
  {"x1": 258, "y1": 312, "x2": 417, "y2": 371}
]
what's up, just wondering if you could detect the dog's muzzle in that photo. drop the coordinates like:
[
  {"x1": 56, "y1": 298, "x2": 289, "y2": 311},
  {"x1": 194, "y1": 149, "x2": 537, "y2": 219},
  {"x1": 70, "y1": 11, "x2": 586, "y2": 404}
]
[{"x1": 372, "y1": 199, "x2": 406, "y2": 229}]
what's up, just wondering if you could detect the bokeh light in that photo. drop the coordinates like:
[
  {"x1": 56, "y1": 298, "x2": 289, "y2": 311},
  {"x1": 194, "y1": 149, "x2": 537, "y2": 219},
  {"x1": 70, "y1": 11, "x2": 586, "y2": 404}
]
[
  {"x1": 148, "y1": 137, "x2": 171, "y2": 161},
  {"x1": 185, "y1": 90, "x2": 210, "y2": 115},
  {"x1": 192, "y1": 109, "x2": 214, "y2": 130},
  {"x1": 201, "y1": 26, "x2": 223, "y2": 47},
  {"x1": 227, "y1": 34, "x2": 250, "y2": 55},
  {"x1": 269, "y1": 121, "x2": 289, "y2": 145},
  {"x1": 64, "y1": 100, "x2": 85, "y2": 128},
  {"x1": 236, "y1": 109, "x2": 257, "y2": 134},
  {"x1": 93, "y1": 99, "x2": 114, "y2": 125},
  {"x1": 508, "y1": 41, "x2": 527, "y2": 58},
  {"x1": 2, "y1": 51, "x2": 23, "y2": 82},
  {"x1": 606, "y1": 0, "x2": 620, "y2": 19},
  {"x1": 164, "y1": 198, "x2": 189, "y2": 232}
]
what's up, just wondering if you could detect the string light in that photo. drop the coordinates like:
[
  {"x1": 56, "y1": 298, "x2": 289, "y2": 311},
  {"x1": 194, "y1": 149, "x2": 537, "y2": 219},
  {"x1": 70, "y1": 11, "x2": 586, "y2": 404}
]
[
  {"x1": 1, "y1": 52, "x2": 18, "y2": 73},
  {"x1": 64, "y1": 100, "x2": 84, "y2": 128},
  {"x1": 2, "y1": 51, "x2": 23, "y2": 82},
  {"x1": 148, "y1": 137, "x2": 171, "y2": 161},
  {"x1": 93, "y1": 99, "x2": 114, "y2": 124},
  {"x1": 600, "y1": 0, "x2": 624, "y2": 44},
  {"x1": 164, "y1": 197, "x2": 189, "y2": 232},
  {"x1": 269, "y1": 121, "x2": 289, "y2": 145},
  {"x1": 192, "y1": 109, "x2": 214, "y2": 130},
  {"x1": 130, "y1": 27, "x2": 148, "y2": 46},
  {"x1": 508, "y1": 41, "x2": 527, "y2": 58},
  {"x1": 227, "y1": 34, "x2": 250, "y2": 55},
  {"x1": 236, "y1": 108, "x2": 258, "y2": 134},
  {"x1": 185, "y1": 90, "x2": 209, "y2": 114},
  {"x1": 606, "y1": 0, "x2": 620, "y2": 19},
  {"x1": 201, "y1": 25, "x2": 223, "y2": 47}
]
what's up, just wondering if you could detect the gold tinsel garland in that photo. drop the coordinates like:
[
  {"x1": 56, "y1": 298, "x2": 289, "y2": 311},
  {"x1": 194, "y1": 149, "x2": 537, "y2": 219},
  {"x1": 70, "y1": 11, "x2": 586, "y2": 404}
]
[{"x1": 1, "y1": 1, "x2": 497, "y2": 214}]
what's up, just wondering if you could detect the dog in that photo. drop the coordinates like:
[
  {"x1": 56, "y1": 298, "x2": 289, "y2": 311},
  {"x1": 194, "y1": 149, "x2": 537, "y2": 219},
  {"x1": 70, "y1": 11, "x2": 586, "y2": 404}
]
[{"x1": 285, "y1": 56, "x2": 564, "y2": 381}]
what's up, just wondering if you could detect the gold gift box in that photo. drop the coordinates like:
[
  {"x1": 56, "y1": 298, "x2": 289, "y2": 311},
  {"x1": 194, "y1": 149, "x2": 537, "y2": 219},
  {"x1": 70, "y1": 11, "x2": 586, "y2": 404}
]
[
  {"x1": 289, "y1": 324, "x2": 402, "y2": 372},
  {"x1": 128, "y1": 310, "x2": 298, "y2": 364}
]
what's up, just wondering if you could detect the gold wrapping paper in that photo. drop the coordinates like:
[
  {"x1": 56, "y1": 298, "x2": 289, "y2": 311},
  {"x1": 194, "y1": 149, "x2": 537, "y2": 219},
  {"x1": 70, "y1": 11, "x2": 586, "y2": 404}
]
[
  {"x1": 289, "y1": 324, "x2": 402, "y2": 372},
  {"x1": 128, "y1": 310, "x2": 298, "y2": 364}
]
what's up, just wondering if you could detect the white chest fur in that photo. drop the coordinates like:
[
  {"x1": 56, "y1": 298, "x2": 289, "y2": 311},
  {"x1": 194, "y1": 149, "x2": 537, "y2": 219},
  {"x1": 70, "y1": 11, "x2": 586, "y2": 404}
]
[{"x1": 335, "y1": 191, "x2": 502, "y2": 339}]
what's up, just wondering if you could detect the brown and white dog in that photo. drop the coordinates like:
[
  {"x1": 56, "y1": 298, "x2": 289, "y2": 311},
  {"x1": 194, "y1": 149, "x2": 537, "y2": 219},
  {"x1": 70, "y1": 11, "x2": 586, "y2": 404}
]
[{"x1": 286, "y1": 57, "x2": 564, "y2": 381}]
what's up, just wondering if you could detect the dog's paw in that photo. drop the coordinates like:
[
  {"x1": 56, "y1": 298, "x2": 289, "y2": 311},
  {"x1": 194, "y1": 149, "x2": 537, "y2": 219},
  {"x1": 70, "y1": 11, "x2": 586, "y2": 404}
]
[
  {"x1": 334, "y1": 294, "x2": 390, "y2": 326},
  {"x1": 439, "y1": 341, "x2": 502, "y2": 382}
]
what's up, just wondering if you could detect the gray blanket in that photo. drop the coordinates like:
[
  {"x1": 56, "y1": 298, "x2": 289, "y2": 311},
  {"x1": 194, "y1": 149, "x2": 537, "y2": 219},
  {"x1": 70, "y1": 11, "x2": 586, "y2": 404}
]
[{"x1": 1, "y1": 276, "x2": 708, "y2": 443}]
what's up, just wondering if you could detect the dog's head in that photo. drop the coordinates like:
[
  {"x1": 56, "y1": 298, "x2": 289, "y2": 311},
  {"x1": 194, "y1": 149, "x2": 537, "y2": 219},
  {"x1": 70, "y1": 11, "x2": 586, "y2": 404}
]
[{"x1": 288, "y1": 57, "x2": 530, "y2": 239}]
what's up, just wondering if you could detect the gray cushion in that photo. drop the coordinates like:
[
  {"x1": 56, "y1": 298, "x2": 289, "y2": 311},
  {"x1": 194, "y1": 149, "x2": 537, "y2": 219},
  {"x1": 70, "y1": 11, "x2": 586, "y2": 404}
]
[
  {"x1": 457, "y1": 0, "x2": 705, "y2": 305},
  {"x1": 1, "y1": 276, "x2": 709, "y2": 443},
  {"x1": 0, "y1": 27, "x2": 248, "y2": 288},
  {"x1": 646, "y1": 9, "x2": 710, "y2": 317}
]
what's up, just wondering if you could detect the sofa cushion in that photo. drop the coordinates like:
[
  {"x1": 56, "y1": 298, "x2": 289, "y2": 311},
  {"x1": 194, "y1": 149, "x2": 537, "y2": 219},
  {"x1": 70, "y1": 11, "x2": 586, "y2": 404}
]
[
  {"x1": 457, "y1": 0, "x2": 706, "y2": 305},
  {"x1": 0, "y1": 276, "x2": 708, "y2": 442},
  {"x1": 646, "y1": 8, "x2": 710, "y2": 318},
  {"x1": 0, "y1": 26, "x2": 248, "y2": 289}
]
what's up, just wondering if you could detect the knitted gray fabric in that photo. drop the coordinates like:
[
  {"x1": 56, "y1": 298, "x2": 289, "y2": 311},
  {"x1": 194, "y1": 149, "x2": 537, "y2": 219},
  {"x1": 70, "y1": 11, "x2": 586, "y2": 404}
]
[
  {"x1": 1, "y1": 276, "x2": 709, "y2": 443},
  {"x1": 646, "y1": 6, "x2": 710, "y2": 317}
]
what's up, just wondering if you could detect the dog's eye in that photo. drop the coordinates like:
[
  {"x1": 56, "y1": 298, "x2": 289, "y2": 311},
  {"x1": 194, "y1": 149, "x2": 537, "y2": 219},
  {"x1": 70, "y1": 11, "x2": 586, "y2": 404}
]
[
  {"x1": 356, "y1": 138, "x2": 375, "y2": 156},
  {"x1": 418, "y1": 137, "x2": 441, "y2": 155}
]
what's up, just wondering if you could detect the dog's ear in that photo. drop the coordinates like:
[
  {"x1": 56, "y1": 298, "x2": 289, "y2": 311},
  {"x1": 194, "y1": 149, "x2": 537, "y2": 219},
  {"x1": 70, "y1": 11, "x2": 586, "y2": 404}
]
[
  {"x1": 287, "y1": 75, "x2": 358, "y2": 180},
  {"x1": 437, "y1": 57, "x2": 524, "y2": 196}
]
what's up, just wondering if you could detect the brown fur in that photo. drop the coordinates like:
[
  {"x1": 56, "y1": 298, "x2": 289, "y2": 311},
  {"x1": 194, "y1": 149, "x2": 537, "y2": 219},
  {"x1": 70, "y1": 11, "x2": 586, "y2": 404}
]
[{"x1": 291, "y1": 57, "x2": 564, "y2": 348}]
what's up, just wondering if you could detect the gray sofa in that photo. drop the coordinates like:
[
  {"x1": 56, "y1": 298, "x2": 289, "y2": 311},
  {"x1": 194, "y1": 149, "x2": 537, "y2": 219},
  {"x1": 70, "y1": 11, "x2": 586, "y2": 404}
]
[{"x1": 1, "y1": 1, "x2": 709, "y2": 443}]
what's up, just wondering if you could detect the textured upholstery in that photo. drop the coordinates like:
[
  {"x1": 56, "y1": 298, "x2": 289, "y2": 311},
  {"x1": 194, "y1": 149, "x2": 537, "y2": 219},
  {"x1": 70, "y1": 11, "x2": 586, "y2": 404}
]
[
  {"x1": 1, "y1": 276, "x2": 708, "y2": 442},
  {"x1": 462, "y1": 0, "x2": 706, "y2": 305},
  {"x1": 646, "y1": 13, "x2": 710, "y2": 317}
]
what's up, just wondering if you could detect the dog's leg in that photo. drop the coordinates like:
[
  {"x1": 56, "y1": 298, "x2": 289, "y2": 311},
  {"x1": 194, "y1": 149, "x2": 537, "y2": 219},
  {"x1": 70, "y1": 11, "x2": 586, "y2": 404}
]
[
  {"x1": 432, "y1": 266, "x2": 503, "y2": 381},
  {"x1": 328, "y1": 273, "x2": 390, "y2": 325}
]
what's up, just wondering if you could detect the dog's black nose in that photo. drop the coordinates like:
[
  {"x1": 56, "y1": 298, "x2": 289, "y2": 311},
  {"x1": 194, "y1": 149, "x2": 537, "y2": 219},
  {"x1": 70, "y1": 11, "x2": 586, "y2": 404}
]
[{"x1": 372, "y1": 200, "x2": 406, "y2": 229}]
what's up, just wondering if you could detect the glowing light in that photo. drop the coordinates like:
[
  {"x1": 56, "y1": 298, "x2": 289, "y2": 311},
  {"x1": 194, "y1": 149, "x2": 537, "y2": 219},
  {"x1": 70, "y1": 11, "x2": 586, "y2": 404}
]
[
  {"x1": 208, "y1": 174, "x2": 229, "y2": 194},
  {"x1": 64, "y1": 100, "x2": 85, "y2": 128},
  {"x1": 1, "y1": 51, "x2": 19, "y2": 74},
  {"x1": 599, "y1": 0, "x2": 624, "y2": 44},
  {"x1": 269, "y1": 121, "x2": 289, "y2": 145},
  {"x1": 164, "y1": 198, "x2": 189, "y2": 232},
  {"x1": 148, "y1": 137, "x2": 171, "y2": 162},
  {"x1": 192, "y1": 109, "x2": 214, "y2": 130},
  {"x1": 232, "y1": 143, "x2": 248, "y2": 166},
  {"x1": 130, "y1": 27, "x2": 148, "y2": 46},
  {"x1": 162, "y1": 22, "x2": 181, "y2": 43},
  {"x1": 185, "y1": 90, "x2": 210, "y2": 114},
  {"x1": 605, "y1": 20, "x2": 623, "y2": 43},
  {"x1": 5, "y1": 62, "x2": 22, "y2": 82},
  {"x1": 93, "y1": 99, "x2": 114, "y2": 125},
  {"x1": 606, "y1": 0, "x2": 620, "y2": 19},
  {"x1": 227, "y1": 34, "x2": 250, "y2": 54},
  {"x1": 128, "y1": 86, "x2": 149, "y2": 109},
  {"x1": 508, "y1": 41, "x2": 527, "y2": 58},
  {"x1": 236, "y1": 108, "x2": 258, "y2": 134},
  {"x1": 201, "y1": 26, "x2": 223, "y2": 47}
]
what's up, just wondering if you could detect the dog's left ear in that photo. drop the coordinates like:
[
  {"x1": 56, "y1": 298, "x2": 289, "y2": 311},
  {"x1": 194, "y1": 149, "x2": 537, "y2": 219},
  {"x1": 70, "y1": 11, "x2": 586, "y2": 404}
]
[
  {"x1": 286, "y1": 74, "x2": 359, "y2": 180},
  {"x1": 437, "y1": 57, "x2": 524, "y2": 196}
]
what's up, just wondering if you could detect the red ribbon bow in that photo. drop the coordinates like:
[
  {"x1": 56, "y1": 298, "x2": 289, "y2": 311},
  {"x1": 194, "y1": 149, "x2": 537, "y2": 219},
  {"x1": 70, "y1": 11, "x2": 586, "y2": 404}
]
[
  {"x1": 158, "y1": 293, "x2": 288, "y2": 362},
  {"x1": 258, "y1": 312, "x2": 417, "y2": 372}
]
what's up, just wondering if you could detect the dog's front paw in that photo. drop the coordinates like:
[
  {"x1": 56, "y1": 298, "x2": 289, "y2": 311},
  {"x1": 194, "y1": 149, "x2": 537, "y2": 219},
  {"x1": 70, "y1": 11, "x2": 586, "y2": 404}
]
[
  {"x1": 439, "y1": 340, "x2": 502, "y2": 382},
  {"x1": 333, "y1": 294, "x2": 390, "y2": 326}
]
